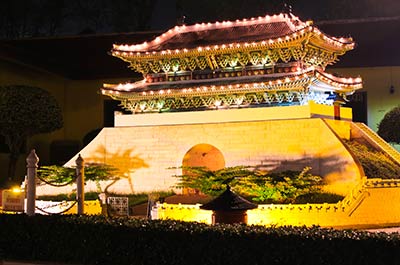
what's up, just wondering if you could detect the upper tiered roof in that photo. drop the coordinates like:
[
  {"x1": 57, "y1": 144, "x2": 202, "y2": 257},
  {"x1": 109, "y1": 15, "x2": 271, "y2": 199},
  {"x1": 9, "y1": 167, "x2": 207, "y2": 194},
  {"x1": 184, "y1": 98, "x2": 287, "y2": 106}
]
[
  {"x1": 111, "y1": 13, "x2": 355, "y2": 73},
  {"x1": 113, "y1": 13, "x2": 354, "y2": 53}
]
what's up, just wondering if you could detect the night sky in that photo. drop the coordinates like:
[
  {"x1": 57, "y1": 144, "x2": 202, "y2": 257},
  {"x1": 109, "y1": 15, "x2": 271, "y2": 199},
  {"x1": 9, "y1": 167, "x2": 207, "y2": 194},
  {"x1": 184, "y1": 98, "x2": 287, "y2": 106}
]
[{"x1": 0, "y1": 0, "x2": 400, "y2": 39}]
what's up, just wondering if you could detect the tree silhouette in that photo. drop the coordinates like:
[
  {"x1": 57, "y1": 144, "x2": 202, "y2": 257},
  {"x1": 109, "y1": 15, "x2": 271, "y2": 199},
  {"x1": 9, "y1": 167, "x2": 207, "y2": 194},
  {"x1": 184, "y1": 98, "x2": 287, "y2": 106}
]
[
  {"x1": 0, "y1": 85, "x2": 63, "y2": 185},
  {"x1": 87, "y1": 145, "x2": 149, "y2": 194}
]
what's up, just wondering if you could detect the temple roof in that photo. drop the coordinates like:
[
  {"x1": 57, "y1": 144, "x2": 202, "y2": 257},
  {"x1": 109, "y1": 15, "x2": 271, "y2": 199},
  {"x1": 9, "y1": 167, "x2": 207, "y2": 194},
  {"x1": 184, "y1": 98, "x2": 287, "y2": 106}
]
[
  {"x1": 148, "y1": 21, "x2": 292, "y2": 51},
  {"x1": 111, "y1": 13, "x2": 355, "y2": 67},
  {"x1": 114, "y1": 15, "x2": 303, "y2": 52},
  {"x1": 102, "y1": 67, "x2": 362, "y2": 113},
  {"x1": 200, "y1": 186, "x2": 258, "y2": 211},
  {"x1": 113, "y1": 13, "x2": 354, "y2": 53},
  {"x1": 103, "y1": 68, "x2": 362, "y2": 97}
]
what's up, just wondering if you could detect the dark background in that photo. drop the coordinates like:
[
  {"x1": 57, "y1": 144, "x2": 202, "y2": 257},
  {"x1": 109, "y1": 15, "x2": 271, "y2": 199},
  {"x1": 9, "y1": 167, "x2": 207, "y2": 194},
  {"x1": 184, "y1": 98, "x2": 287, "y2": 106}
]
[{"x1": 1, "y1": 0, "x2": 399, "y2": 39}]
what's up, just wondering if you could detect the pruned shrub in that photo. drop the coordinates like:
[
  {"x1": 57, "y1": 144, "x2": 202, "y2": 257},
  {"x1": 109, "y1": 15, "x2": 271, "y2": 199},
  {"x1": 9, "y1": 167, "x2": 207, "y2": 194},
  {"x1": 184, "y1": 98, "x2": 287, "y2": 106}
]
[{"x1": 1, "y1": 214, "x2": 400, "y2": 265}]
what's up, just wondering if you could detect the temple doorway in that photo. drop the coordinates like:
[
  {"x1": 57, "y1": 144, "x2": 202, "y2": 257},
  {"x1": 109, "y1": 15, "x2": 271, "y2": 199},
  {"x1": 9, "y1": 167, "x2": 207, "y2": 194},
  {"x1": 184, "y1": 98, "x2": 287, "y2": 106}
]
[
  {"x1": 345, "y1": 91, "x2": 368, "y2": 124},
  {"x1": 181, "y1": 144, "x2": 225, "y2": 195}
]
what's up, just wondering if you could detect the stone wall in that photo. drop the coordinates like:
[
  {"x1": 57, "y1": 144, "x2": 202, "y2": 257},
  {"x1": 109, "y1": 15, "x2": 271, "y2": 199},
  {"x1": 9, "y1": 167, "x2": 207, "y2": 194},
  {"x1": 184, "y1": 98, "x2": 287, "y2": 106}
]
[
  {"x1": 37, "y1": 118, "x2": 361, "y2": 195},
  {"x1": 153, "y1": 179, "x2": 400, "y2": 228}
]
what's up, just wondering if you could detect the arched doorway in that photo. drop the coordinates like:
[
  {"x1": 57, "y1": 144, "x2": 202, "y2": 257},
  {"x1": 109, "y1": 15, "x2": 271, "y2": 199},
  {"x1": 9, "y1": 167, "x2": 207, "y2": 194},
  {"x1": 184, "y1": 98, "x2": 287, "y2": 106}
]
[{"x1": 181, "y1": 144, "x2": 225, "y2": 195}]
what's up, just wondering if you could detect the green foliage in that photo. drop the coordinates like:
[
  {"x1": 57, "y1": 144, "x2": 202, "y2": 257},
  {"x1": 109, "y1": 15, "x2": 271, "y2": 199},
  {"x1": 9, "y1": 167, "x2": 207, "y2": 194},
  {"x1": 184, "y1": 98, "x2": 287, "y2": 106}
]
[
  {"x1": 377, "y1": 106, "x2": 400, "y2": 144},
  {"x1": 37, "y1": 163, "x2": 118, "y2": 188},
  {"x1": 84, "y1": 163, "x2": 119, "y2": 182},
  {"x1": 37, "y1": 165, "x2": 76, "y2": 185},
  {"x1": 175, "y1": 166, "x2": 254, "y2": 196},
  {"x1": 0, "y1": 85, "x2": 63, "y2": 140},
  {"x1": 1, "y1": 214, "x2": 400, "y2": 265},
  {"x1": 174, "y1": 166, "x2": 324, "y2": 203},
  {"x1": 235, "y1": 167, "x2": 323, "y2": 203},
  {"x1": 344, "y1": 140, "x2": 400, "y2": 179},
  {"x1": 0, "y1": 85, "x2": 63, "y2": 184}
]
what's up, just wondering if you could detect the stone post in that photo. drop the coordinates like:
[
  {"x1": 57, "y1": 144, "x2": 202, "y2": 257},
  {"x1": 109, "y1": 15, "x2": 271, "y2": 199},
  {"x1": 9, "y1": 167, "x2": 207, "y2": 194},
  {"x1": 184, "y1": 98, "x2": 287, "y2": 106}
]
[
  {"x1": 26, "y1": 149, "x2": 39, "y2": 216},
  {"x1": 76, "y1": 154, "x2": 85, "y2": 215}
]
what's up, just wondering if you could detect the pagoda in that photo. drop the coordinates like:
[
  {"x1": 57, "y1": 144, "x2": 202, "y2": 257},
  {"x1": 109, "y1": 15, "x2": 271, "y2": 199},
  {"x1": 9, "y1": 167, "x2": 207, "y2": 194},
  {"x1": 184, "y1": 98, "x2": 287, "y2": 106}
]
[
  {"x1": 102, "y1": 13, "x2": 362, "y2": 113},
  {"x1": 37, "y1": 13, "x2": 400, "y2": 228},
  {"x1": 41, "y1": 12, "x2": 372, "y2": 198}
]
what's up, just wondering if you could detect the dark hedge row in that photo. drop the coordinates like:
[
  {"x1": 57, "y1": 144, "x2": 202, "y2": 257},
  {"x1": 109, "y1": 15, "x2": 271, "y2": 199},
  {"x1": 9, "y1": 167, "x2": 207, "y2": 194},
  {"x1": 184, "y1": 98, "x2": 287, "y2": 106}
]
[{"x1": 1, "y1": 214, "x2": 400, "y2": 265}]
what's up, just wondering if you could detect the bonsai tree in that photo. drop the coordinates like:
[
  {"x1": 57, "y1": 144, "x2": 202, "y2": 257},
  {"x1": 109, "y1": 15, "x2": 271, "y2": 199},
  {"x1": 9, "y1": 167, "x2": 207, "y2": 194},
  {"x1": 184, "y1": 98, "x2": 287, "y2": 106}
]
[
  {"x1": 0, "y1": 85, "x2": 63, "y2": 185},
  {"x1": 377, "y1": 106, "x2": 400, "y2": 144},
  {"x1": 175, "y1": 166, "x2": 255, "y2": 196},
  {"x1": 174, "y1": 166, "x2": 323, "y2": 203}
]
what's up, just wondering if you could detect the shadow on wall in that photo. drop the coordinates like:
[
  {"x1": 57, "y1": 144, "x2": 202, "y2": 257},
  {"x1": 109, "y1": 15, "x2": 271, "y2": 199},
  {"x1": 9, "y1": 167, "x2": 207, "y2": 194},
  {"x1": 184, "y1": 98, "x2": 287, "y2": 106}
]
[
  {"x1": 85, "y1": 144, "x2": 149, "y2": 193},
  {"x1": 254, "y1": 154, "x2": 358, "y2": 176},
  {"x1": 253, "y1": 154, "x2": 363, "y2": 195}
]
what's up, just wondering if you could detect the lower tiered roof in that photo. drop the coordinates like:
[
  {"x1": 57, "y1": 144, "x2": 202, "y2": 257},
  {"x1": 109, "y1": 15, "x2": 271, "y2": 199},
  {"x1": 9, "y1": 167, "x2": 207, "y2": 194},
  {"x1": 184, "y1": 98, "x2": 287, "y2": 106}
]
[{"x1": 102, "y1": 67, "x2": 362, "y2": 113}]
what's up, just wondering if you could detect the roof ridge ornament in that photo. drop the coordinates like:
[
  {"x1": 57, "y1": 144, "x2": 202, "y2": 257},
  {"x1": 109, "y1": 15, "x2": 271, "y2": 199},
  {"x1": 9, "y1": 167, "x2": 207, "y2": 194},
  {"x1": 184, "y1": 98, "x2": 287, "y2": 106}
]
[
  {"x1": 177, "y1": 15, "x2": 186, "y2": 26},
  {"x1": 283, "y1": 3, "x2": 293, "y2": 15}
]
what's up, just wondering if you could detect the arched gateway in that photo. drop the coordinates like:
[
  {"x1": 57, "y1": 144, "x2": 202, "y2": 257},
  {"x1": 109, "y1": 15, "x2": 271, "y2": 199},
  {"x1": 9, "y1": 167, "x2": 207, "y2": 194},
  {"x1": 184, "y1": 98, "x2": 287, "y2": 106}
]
[
  {"x1": 182, "y1": 143, "x2": 225, "y2": 171},
  {"x1": 181, "y1": 143, "x2": 225, "y2": 195}
]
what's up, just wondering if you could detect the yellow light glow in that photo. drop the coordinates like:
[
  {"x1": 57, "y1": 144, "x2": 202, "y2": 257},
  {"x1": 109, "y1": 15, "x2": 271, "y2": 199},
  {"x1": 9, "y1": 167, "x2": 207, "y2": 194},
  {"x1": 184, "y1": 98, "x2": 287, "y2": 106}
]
[{"x1": 12, "y1": 187, "x2": 22, "y2": 193}]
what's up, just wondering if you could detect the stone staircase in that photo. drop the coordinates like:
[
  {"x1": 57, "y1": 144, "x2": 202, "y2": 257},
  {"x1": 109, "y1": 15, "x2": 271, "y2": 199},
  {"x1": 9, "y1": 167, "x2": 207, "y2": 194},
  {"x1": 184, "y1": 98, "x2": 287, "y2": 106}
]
[{"x1": 353, "y1": 122, "x2": 400, "y2": 164}]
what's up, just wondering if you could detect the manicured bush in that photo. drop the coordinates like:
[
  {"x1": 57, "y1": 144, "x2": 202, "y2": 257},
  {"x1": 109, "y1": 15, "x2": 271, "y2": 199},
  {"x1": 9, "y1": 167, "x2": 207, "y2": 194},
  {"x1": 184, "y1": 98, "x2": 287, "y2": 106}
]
[
  {"x1": 1, "y1": 214, "x2": 400, "y2": 265},
  {"x1": 175, "y1": 166, "x2": 327, "y2": 203}
]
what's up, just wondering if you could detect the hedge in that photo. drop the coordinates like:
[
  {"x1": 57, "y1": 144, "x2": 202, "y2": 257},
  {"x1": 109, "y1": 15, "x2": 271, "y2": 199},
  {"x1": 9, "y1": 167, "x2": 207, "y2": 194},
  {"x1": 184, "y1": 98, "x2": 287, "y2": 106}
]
[{"x1": 1, "y1": 214, "x2": 400, "y2": 265}]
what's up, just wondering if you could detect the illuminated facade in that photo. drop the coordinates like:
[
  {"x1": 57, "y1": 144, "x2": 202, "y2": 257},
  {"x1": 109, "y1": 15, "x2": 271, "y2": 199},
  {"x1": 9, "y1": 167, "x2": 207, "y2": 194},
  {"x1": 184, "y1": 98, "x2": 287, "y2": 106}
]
[
  {"x1": 33, "y1": 13, "x2": 400, "y2": 227},
  {"x1": 102, "y1": 13, "x2": 362, "y2": 114},
  {"x1": 56, "y1": 12, "x2": 369, "y2": 196}
]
